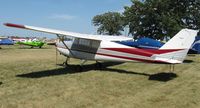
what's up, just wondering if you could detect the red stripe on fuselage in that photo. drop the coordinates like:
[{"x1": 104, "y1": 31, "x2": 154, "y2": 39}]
[
  {"x1": 103, "y1": 48, "x2": 183, "y2": 57},
  {"x1": 97, "y1": 53, "x2": 168, "y2": 63},
  {"x1": 4, "y1": 23, "x2": 26, "y2": 29}
]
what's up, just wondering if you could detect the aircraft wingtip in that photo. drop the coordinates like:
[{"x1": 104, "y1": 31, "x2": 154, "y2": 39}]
[{"x1": 3, "y1": 23, "x2": 25, "y2": 29}]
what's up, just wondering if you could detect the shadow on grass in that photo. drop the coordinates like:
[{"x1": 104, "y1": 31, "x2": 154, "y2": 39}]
[
  {"x1": 16, "y1": 62, "x2": 123, "y2": 78},
  {"x1": 101, "y1": 68, "x2": 177, "y2": 82},
  {"x1": 16, "y1": 62, "x2": 177, "y2": 82},
  {"x1": 183, "y1": 60, "x2": 194, "y2": 63},
  {"x1": 148, "y1": 73, "x2": 177, "y2": 81},
  {"x1": 0, "y1": 82, "x2": 2, "y2": 85}
]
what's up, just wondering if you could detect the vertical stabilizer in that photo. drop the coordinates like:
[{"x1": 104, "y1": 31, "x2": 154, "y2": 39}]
[
  {"x1": 160, "y1": 29, "x2": 198, "y2": 49},
  {"x1": 155, "y1": 29, "x2": 198, "y2": 63}
]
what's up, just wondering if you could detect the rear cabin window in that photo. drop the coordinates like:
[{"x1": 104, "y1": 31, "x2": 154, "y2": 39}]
[{"x1": 71, "y1": 38, "x2": 100, "y2": 53}]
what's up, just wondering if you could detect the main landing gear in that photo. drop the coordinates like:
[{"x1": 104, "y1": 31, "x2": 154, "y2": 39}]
[
  {"x1": 77, "y1": 60, "x2": 87, "y2": 71},
  {"x1": 169, "y1": 64, "x2": 175, "y2": 72},
  {"x1": 63, "y1": 57, "x2": 70, "y2": 66},
  {"x1": 62, "y1": 57, "x2": 87, "y2": 71},
  {"x1": 62, "y1": 58, "x2": 102, "y2": 71}
]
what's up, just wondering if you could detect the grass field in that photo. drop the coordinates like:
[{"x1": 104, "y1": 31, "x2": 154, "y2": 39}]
[{"x1": 0, "y1": 45, "x2": 200, "y2": 108}]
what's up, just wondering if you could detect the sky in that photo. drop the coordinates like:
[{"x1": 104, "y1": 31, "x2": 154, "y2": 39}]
[{"x1": 0, "y1": 0, "x2": 132, "y2": 38}]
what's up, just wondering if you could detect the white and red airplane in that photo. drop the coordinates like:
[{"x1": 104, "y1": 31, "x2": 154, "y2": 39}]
[{"x1": 4, "y1": 23, "x2": 198, "y2": 70}]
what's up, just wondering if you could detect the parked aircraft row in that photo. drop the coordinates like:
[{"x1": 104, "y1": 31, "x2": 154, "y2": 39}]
[
  {"x1": 0, "y1": 37, "x2": 45, "y2": 48},
  {"x1": 15, "y1": 39, "x2": 45, "y2": 48}
]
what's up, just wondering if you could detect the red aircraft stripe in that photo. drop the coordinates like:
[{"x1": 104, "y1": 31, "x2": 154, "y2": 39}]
[
  {"x1": 97, "y1": 53, "x2": 168, "y2": 63},
  {"x1": 103, "y1": 48, "x2": 183, "y2": 57},
  {"x1": 4, "y1": 23, "x2": 26, "y2": 29}
]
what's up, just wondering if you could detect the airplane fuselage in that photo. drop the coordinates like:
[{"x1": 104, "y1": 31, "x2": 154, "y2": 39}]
[{"x1": 56, "y1": 38, "x2": 186, "y2": 64}]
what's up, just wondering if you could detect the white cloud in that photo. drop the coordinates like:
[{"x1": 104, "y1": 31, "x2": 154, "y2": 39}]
[{"x1": 49, "y1": 14, "x2": 76, "y2": 20}]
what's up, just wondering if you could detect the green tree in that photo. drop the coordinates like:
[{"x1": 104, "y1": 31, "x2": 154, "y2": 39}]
[
  {"x1": 123, "y1": 0, "x2": 200, "y2": 39},
  {"x1": 92, "y1": 12, "x2": 124, "y2": 35}
]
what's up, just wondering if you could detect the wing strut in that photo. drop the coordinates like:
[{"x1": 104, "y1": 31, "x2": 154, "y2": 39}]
[{"x1": 56, "y1": 34, "x2": 74, "y2": 57}]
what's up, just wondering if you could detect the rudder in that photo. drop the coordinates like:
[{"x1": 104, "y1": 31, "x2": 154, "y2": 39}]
[
  {"x1": 155, "y1": 29, "x2": 198, "y2": 63},
  {"x1": 160, "y1": 29, "x2": 198, "y2": 50}
]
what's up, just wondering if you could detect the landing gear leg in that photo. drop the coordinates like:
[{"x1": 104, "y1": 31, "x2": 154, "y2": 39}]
[
  {"x1": 172, "y1": 64, "x2": 175, "y2": 72},
  {"x1": 63, "y1": 57, "x2": 70, "y2": 66},
  {"x1": 78, "y1": 60, "x2": 87, "y2": 71},
  {"x1": 169, "y1": 64, "x2": 175, "y2": 72}
]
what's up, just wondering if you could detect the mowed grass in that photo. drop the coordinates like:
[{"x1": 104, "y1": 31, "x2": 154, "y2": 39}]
[{"x1": 1, "y1": 45, "x2": 200, "y2": 108}]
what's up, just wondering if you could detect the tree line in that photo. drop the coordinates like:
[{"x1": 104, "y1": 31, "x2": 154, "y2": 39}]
[{"x1": 92, "y1": 0, "x2": 200, "y2": 40}]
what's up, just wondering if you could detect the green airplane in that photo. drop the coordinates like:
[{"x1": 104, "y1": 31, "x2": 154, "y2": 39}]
[{"x1": 16, "y1": 40, "x2": 45, "y2": 48}]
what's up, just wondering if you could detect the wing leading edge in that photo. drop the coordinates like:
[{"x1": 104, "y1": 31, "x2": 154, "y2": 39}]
[{"x1": 4, "y1": 23, "x2": 132, "y2": 41}]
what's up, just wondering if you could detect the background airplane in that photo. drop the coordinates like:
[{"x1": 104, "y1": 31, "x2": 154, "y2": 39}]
[
  {"x1": 116, "y1": 37, "x2": 164, "y2": 49},
  {"x1": 118, "y1": 36, "x2": 200, "y2": 54},
  {"x1": 16, "y1": 39, "x2": 45, "y2": 48},
  {"x1": 190, "y1": 36, "x2": 200, "y2": 54},
  {"x1": 4, "y1": 23, "x2": 198, "y2": 71}
]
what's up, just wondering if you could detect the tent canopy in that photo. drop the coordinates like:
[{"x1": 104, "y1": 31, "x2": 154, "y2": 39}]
[{"x1": 0, "y1": 38, "x2": 14, "y2": 45}]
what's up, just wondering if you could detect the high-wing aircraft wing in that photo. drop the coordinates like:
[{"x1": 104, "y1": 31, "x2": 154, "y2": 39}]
[{"x1": 4, "y1": 23, "x2": 132, "y2": 41}]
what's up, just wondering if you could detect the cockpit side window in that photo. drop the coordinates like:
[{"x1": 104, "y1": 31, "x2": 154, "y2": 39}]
[
  {"x1": 71, "y1": 38, "x2": 101, "y2": 53},
  {"x1": 64, "y1": 36, "x2": 74, "y2": 41}
]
